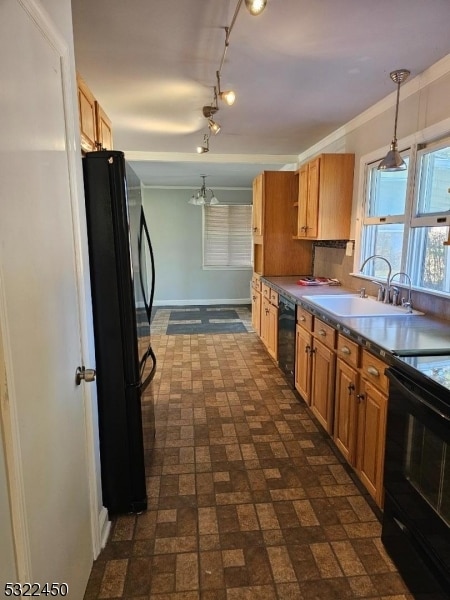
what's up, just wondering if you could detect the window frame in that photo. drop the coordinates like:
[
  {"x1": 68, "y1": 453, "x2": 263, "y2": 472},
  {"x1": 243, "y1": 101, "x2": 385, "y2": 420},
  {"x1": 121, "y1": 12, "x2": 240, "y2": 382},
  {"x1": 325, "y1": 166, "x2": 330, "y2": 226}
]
[{"x1": 355, "y1": 128, "x2": 450, "y2": 298}]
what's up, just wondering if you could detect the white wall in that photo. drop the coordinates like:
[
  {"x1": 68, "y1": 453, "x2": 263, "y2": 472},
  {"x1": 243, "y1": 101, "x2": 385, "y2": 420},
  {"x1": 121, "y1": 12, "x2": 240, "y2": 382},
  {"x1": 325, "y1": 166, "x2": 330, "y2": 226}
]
[{"x1": 142, "y1": 187, "x2": 253, "y2": 305}]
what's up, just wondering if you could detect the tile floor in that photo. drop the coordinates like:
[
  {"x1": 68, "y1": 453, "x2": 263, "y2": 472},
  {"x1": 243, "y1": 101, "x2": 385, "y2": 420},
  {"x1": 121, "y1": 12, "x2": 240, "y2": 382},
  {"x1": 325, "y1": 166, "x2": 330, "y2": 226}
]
[{"x1": 84, "y1": 328, "x2": 413, "y2": 600}]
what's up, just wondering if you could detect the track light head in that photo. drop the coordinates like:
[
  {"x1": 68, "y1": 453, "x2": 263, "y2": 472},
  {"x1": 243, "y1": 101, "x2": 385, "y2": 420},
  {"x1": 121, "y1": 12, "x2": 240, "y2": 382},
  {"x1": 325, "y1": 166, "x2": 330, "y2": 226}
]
[
  {"x1": 202, "y1": 105, "x2": 218, "y2": 118},
  {"x1": 208, "y1": 118, "x2": 221, "y2": 135},
  {"x1": 219, "y1": 89, "x2": 236, "y2": 106},
  {"x1": 196, "y1": 133, "x2": 210, "y2": 154},
  {"x1": 244, "y1": 0, "x2": 267, "y2": 16}
]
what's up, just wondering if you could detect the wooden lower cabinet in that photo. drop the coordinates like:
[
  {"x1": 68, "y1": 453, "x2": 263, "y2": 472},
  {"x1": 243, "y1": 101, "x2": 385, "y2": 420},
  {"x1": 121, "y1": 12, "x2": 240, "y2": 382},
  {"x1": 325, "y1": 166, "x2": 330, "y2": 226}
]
[
  {"x1": 310, "y1": 338, "x2": 335, "y2": 434},
  {"x1": 251, "y1": 287, "x2": 261, "y2": 335},
  {"x1": 294, "y1": 324, "x2": 312, "y2": 404},
  {"x1": 334, "y1": 358, "x2": 358, "y2": 464},
  {"x1": 356, "y1": 377, "x2": 387, "y2": 507},
  {"x1": 261, "y1": 297, "x2": 278, "y2": 360}
]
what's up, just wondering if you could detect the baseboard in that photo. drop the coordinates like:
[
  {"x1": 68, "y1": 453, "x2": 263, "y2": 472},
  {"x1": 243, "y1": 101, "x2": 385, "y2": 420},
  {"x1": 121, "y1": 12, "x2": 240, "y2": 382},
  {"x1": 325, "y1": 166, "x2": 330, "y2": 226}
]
[
  {"x1": 153, "y1": 298, "x2": 251, "y2": 306},
  {"x1": 99, "y1": 507, "x2": 111, "y2": 551}
]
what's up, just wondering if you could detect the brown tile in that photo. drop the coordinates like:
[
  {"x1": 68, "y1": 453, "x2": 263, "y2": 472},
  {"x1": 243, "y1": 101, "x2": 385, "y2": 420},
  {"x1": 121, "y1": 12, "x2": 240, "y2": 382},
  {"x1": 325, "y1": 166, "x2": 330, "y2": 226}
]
[
  {"x1": 226, "y1": 585, "x2": 277, "y2": 600},
  {"x1": 124, "y1": 557, "x2": 152, "y2": 596},
  {"x1": 98, "y1": 559, "x2": 128, "y2": 598},
  {"x1": 175, "y1": 552, "x2": 199, "y2": 591},
  {"x1": 199, "y1": 550, "x2": 225, "y2": 590},
  {"x1": 266, "y1": 546, "x2": 296, "y2": 583},
  {"x1": 245, "y1": 546, "x2": 273, "y2": 585}
]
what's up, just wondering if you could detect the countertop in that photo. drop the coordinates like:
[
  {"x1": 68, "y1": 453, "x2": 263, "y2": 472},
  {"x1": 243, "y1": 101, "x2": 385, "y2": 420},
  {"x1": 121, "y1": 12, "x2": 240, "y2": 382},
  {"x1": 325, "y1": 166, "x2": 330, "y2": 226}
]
[{"x1": 263, "y1": 276, "x2": 450, "y2": 358}]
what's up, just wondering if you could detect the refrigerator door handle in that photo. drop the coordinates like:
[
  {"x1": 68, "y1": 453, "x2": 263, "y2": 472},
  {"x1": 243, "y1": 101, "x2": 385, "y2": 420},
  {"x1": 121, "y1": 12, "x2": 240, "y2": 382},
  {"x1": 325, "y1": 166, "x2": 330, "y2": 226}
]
[{"x1": 138, "y1": 207, "x2": 155, "y2": 324}]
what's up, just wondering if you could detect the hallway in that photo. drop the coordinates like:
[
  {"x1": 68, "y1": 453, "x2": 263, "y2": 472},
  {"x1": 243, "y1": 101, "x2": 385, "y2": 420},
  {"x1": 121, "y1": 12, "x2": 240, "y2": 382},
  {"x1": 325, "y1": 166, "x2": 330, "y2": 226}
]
[{"x1": 84, "y1": 330, "x2": 412, "y2": 599}]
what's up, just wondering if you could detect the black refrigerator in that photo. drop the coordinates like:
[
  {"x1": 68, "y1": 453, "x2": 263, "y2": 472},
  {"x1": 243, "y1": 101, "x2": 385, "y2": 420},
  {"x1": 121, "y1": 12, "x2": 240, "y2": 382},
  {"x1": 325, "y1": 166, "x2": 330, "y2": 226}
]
[{"x1": 82, "y1": 150, "x2": 156, "y2": 515}]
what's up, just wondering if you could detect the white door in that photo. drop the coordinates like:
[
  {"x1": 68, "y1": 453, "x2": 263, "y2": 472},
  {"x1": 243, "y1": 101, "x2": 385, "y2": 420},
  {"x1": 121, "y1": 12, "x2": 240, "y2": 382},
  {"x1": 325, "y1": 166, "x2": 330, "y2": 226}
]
[{"x1": 0, "y1": 0, "x2": 93, "y2": 595}]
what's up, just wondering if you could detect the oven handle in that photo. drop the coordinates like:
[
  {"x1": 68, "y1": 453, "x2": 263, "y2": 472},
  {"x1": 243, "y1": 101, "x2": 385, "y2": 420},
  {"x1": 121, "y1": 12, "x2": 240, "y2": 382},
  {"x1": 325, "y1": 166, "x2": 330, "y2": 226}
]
[{"x1": 388, "y1": 369, "x2": 450, "y2": 423}]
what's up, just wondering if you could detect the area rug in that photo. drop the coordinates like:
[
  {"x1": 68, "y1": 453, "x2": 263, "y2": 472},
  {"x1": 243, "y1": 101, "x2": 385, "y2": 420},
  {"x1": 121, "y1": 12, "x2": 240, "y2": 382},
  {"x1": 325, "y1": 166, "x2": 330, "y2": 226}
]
[{"x1": 143, "y1": 304, "x2": 253, "y2": 335}]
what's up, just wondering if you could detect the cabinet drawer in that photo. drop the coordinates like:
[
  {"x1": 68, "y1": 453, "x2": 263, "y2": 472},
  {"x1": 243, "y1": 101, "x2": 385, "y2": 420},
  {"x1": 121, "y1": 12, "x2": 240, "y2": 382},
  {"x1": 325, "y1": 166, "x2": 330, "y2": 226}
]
[
  {"x1": 297, "y1": 306, "x2": 313, "y2": 331},
  {"x1": 270, "y1": 289, "x2": 278, "y2": 306},
  {"x1": 361, "y1": 350, "x2": 388, "y2": 394},
  {"x1": 313, "y1": 318, "x2": 336, "y2": 349},
  {"x1": 252, "y1": 274, "x2": 261, "y2": 292},
  {"x1": 262, "y1": 283, "x2": 271, "y2": 300},
  {"x1": 337, "y1": 335, "x2": 360, "y2": 368}
]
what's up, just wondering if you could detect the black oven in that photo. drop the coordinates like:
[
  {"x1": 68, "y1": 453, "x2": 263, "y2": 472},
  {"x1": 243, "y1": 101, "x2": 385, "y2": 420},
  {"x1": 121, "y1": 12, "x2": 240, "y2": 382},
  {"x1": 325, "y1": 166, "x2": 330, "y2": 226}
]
[{"x1": 383, "y1": 358, "x2": 450, "y2": 599}]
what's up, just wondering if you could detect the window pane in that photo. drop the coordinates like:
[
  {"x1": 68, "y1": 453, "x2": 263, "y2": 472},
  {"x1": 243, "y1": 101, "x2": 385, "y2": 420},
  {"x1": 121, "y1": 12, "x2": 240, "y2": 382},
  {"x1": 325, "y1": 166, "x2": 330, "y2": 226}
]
[
  {"x1": 203, "y1": 205, "x2": 252, "y2": 268},
  {"x1": 409, "y1": 226, "x2": 450, "y2": 292},
  {"x1": 361, "y1": 224, "x2": 403, "y2": 276},
  {"x1": 367, "y1": 159, "x2": 409, "y2": 217},
  {"x1": 416, "y1": 145, "x2": 450, "y2": 215}
]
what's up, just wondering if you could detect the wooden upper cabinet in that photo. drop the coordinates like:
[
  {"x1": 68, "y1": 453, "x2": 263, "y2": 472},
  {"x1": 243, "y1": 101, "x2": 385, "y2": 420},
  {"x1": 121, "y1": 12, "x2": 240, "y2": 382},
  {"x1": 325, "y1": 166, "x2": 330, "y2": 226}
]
[
  {"x1": 77, "y1": 74, "x2": 97, "y2": 153},
  {"x1": 95, "y1": 102, "x2": 113, "y2": 151},
  {"x1": 252, "y1": 173, "x2": 264, "y2": 240},
  {"x1": 252, "y1": 171, "x2": 313, "y2": 276},
  {"x1": 77, "y1": 73, "x2": 113, "y2": 153},
  {"x1": 296, "y1": 153, "x2": 354, "y2": 240}
]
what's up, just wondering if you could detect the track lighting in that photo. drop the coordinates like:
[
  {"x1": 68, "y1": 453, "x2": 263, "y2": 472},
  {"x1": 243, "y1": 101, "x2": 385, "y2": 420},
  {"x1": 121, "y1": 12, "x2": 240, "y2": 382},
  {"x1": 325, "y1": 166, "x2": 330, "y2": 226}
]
[
  {"x1": 378, "y1": 69, "x2": 410, "y2": 172},
  {"x1": 208, "y1": 117, "x2": 221, "y2": 135},
  {"x1": 188, "y1": 175, "x2": 219, "y2": 206},
  {"x1": 244, "y1": 0, "x2": 267, "y2": 16},
  {"x1": 196, "y1": 133, "x2": 210, "y2": 154},
  {"x1": 216, "y1": 71, "x2": 236, "y2": 106}
]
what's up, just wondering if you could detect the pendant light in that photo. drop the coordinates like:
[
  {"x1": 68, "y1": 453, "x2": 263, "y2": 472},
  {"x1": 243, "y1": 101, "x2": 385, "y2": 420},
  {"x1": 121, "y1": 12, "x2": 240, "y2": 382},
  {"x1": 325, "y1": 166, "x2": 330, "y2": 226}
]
[
  {"x1": 196, "y1": 133, "x2": 210, "y2": 154},
  {"x1": 244, "y1": 0, "x2": 267, "y2": 16},
  {"x1": 378, "y1": 69, "x2": 410, "y2": 171},
  {"x1": 188, "y1": 175, "x2": 219, "y2": 205}
]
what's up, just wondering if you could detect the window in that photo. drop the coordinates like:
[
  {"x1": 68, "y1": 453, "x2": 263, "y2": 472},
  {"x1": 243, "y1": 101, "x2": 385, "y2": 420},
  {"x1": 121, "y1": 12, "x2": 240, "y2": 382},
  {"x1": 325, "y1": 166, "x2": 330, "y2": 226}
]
[
  {"x1": 203, "y1": 204, "x2": 252, "y2": 269},
  {"x1": 359, "y1": 138, "x2": 450, "y2": 295}
]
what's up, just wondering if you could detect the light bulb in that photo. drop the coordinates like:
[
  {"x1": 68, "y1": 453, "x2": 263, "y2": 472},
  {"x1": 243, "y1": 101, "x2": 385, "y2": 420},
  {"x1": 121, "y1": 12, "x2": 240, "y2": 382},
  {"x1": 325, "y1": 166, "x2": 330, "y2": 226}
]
[
  {"x1": 245, "y1": 0, "x2": 267, "y2": 16},
  {"x1": 220, "y1": 90, "x2": 236, "y2": 106}
]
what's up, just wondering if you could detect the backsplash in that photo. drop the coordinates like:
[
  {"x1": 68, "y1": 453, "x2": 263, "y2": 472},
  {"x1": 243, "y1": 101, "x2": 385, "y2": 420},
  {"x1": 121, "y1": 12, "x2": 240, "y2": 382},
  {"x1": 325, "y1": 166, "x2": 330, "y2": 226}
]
[{"x1": 313, "y1": 245, "x2": 450, "y2": 322}]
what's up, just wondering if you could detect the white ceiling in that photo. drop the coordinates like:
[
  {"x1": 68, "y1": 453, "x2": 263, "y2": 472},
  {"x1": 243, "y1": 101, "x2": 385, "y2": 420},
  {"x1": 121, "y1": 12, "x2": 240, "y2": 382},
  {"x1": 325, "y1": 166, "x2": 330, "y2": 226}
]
[{"x1": 71, "y1": 0, "x2": 450, "y2": 188}]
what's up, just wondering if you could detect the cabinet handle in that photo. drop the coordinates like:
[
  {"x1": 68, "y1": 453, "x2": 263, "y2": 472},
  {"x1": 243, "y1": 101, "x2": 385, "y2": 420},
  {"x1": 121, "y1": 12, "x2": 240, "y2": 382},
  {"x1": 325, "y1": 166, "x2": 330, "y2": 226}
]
[
  {"x1": 299, "y1": 316, "x2": 306, "y2": 322},
  {"x1": 253, "y1": 226, "x2": 258, "y2": 232},
  {"x1": 367, "y1": 366, "x2": 380, "y2": 377},
  {"x1": 252, "y1": 295, "x2": 256, "y2": 300},
  {"x1": 348, "y1": 383, "x2": 355, "y2": 394},
  {"x1": 305, "y1": 345, "x2": 310, "y2": 354},
  {"x1": 318, "y1": 329, "x2": 326, "y2": 337},
  {"x1": 310, "y1": 347, "x2": 316, "y2": 355},
  {"x1": 356, "y1": 393, "x2": 365, "y2": 402},
  {"x1": 341, "y1": 346, "x2": 351, "y2": 355}
]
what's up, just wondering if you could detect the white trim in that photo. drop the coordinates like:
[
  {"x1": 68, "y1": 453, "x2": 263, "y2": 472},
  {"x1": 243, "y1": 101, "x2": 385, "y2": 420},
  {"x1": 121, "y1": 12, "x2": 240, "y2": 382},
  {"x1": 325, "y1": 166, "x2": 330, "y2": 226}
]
[
  {"x1": 124, "y1": 150, "x2": 298, "y2": 166},
  {"x1": 98, "y1": 507, "x2": 111, "y2": 550},
  {"x1": 297, "y1": 54, "x2": 450, "y2": 165},
  {"x1": 154, "y1": 298, "x2": 251, "y2": 306},
  {"x1": 0, "y1": 266, "x2": 31, "y2": 580}
]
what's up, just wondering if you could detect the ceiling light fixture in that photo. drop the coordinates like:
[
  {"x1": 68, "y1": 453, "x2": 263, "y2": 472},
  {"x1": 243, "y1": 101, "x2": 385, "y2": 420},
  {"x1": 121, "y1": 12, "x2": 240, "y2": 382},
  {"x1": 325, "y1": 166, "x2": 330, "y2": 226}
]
[
  {"x1": 188, "y1": 175, "x2": 219, "y2": 205},
  {"x1": 244, "y1": 0, "x2": 268, "y2": 16},
  {"x1": 378, "y1": 68, "x2": 410, "y2": 172},
  {"x1": 207, "y1": 117, "x2": 221, "y2": 135},
  {"x1": 216, "y1": 70, "x2": 236, "y2": 106},
  {"x1": 196, "y1": 133, "x2": 210, "y2": 154}
]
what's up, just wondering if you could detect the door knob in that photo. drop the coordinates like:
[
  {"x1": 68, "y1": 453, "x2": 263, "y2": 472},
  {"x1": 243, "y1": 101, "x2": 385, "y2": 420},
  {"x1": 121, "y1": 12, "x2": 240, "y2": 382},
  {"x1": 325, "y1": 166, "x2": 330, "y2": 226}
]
[{"x1": 76, "y1": 366, "x2": 96, "y2": 385}]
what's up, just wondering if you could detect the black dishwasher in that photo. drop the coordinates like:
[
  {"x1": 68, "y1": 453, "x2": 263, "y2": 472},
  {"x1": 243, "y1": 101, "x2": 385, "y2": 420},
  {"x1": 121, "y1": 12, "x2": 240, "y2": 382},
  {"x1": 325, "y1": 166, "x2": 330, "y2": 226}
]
[{"x1": 278, "y1": 295, "x2": 296, "y2": 386}]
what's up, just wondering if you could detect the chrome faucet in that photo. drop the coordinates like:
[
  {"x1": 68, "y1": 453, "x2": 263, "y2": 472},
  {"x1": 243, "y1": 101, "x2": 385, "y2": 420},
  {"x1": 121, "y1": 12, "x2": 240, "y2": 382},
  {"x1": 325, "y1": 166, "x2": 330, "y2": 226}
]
[
  {"x1": 359, "y1": 255, "x2": 392, "y2": 304},
  {"x1": 390, "y1": 271, "x2": 413, "y2": 312}
]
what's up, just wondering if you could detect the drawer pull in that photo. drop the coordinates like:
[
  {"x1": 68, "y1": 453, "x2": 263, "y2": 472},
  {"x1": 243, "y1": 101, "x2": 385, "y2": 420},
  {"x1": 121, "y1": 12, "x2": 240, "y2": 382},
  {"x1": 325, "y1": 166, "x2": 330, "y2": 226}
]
[
  {"x1": 318, "y1": 329, "x2": 326, "y2": 337},
  {"x1": 341, "y1": 346, "x2": 351, "y2": 355},
  {"x1": 299, "y1": 316, "x2": 306, "y2": 322},
  {"x1": 356, "y1": 393, "x2": 365, "y2": 402},
  {"x1": 367, "y1": 366, "x2": 380, "y2": 377}
]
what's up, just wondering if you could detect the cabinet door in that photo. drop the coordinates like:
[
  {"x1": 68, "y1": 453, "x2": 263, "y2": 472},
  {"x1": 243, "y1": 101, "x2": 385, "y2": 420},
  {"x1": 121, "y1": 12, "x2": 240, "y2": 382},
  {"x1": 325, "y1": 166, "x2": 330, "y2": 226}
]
[
  {"x1": 252, "y1": 173, "x2": 264, "y2": 237},
  {"x1": 260, "y1": 296, "x2": 270, "y2": 348},
  {"x1": 251, "y1": 289, "x2": 261, "y2": 336},
  {"x1": 77, "y1": 75, "x2": 97, "y2": 153},
  {"x1": 295, "y1": 324, "x2": 312, "y2": 404},
  {"x1": 356, "y1": 378, "x2": 387, "y2": 507},
  {"x1": 310, "y1": 338, "x2": 335, "y2": 433},
  {"x1": 334, "y1": 358, "x2": 358, "y2": 464},
  {"x1": 267, "y1": 302, "x2": 278, "y2": 360},
  {"x1": 297, "y1": 164, "x2": 309, "y2": 237},
  {"x1": 95, "y1": 101, "x2": 113, "y2": 150},
  {"x1": 305, "y1": 157, "x2": 320, "y2": 238}
]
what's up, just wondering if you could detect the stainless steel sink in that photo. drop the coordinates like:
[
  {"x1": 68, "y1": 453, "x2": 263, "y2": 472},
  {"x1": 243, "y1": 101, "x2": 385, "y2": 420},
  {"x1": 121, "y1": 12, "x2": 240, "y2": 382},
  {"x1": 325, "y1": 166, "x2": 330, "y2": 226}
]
[{"x1": 305, "y1": 294, "x2": 424, "y2": 317}]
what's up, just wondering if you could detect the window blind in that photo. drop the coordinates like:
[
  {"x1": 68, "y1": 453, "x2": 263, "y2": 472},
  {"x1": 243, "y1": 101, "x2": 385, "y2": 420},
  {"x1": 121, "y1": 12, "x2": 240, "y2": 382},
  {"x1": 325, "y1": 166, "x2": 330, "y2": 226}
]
[{"x1": 203, "y1": 204, "x2": 252, "y2": 268}]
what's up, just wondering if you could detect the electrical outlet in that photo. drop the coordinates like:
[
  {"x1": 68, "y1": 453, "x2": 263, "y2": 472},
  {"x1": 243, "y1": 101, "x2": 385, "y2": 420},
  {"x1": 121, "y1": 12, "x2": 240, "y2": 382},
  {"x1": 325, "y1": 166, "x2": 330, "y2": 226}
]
[{"x1": 346, "y1": 241, "x2": 353, "y2": 257}]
